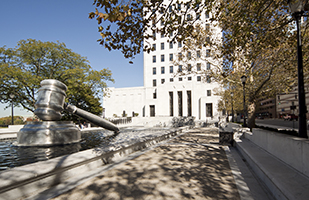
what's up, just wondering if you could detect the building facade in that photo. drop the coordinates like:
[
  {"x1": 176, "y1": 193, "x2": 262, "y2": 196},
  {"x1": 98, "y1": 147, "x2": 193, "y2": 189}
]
[
  {"x1": 104, "y1": 1, "x2": 223, "y2": 121},
  {"x1": 276, "y1": 85, "x2": 309, "y2": 119},
  {"x1": 256, "y1": 98, "x2": 277, "y2": 119}
]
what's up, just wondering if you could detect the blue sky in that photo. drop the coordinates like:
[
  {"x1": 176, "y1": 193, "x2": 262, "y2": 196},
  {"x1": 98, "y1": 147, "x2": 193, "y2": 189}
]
[{"x1": 0, "y1": 0, "x2": 144, "y2": 118}]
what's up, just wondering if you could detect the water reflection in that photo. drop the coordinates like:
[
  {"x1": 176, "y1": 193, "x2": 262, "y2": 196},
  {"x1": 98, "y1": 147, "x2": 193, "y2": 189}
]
[
  {"x1": 0, "y1": 128, "x2": 168, "y2": 171},
  {"x1": 0, "y1": 130, "x2": 114, "y2": 171}
]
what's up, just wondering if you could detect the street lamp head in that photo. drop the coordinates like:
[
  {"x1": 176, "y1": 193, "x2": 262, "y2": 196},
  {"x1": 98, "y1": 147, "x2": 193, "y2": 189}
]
[
  {"x1": 9, "y1": 94, "x2": 15, "y2": 99},
  {"x1": 288, "y1": 0, "x2": 308, "y2": 14},
  {"x1": 241, "y1": 75, "x2": 247, "y2": 84}
]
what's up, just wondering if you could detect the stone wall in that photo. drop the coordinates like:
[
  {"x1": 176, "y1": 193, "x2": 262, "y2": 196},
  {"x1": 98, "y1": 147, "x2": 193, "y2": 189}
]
[{"x1": 243, "y1": 128, "x2": 309, "y2": 178}]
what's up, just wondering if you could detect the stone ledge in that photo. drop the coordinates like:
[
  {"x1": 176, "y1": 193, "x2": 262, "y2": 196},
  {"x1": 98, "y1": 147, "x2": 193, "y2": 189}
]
[
  {"x1": 236, "y1": 138, "x2": 309, "y2": 200},
  {"x1": 245, "y1": 128, "x2": 309, "y2": 177}
]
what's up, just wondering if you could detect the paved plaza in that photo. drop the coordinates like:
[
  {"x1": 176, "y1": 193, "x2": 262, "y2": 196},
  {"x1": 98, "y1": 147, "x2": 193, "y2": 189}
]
[{"x1": 48, "y1": 128, "x2": 271, "y2": 200}]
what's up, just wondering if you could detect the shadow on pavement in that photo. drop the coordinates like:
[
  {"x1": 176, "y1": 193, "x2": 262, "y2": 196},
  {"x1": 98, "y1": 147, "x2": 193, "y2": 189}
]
[{"x1": 52, "y1": 128, "x2": 240, "y2": 200}]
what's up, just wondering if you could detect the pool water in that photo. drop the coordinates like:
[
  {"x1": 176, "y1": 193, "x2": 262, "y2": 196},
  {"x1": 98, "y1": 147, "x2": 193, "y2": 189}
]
[{"x1": 0, "y1": 127, "x2": 171, "y2": 171}]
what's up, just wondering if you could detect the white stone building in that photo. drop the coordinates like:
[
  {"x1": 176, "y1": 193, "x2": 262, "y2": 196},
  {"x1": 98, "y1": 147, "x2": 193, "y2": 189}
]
[{"x1": 103, "y1": 1, "x2": 223, "y2": 122}]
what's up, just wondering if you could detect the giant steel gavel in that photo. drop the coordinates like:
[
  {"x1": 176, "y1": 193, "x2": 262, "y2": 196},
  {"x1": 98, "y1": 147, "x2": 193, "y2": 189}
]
[{"x1": 34, "y1": 79, "x2": 119, "y2": 133}]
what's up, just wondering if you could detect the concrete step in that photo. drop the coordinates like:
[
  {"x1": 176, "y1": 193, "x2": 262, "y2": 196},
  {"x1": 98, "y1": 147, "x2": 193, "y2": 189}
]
[{"x1": 236, "y1": 138, "x2": 309, "y2": 200}]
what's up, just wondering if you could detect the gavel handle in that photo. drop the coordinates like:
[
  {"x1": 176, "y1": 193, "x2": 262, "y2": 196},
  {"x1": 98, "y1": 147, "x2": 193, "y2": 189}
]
[{"x1": 65, "y1": 103, "x2": 119, "y2": 133}]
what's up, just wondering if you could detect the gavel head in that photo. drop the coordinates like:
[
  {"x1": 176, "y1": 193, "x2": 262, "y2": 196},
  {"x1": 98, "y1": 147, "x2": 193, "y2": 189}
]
[{"x1": 34, "y1": 79, "x2": 67, "y2": 121}]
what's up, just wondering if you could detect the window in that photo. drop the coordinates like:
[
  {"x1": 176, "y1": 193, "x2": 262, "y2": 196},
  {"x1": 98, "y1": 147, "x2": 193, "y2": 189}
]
[
  {"x1": 161, "y1": 66, "x2": 165, "y2": 74},
  {"x1": 206, "y1": 37, "x2": 210, "y2": 43},
  {"x1": 206, "y1": 49, "x2": 211, "y2": 57},
  {"x1": 196, "y1": 13, "x2": 200, "y2": 20},
  {"x1": 160, "y1": 19, "x2": 164, "y2": 26},
  {"x1": 170, "y1": 78, "x2": 174, "y2": 82},
  {"x1": 178, "y1": 41, "x2": 182, "y2": 47},
  {"x1": 205, "y1": 11, "x2": 209, "y2": 18},
  {"x1": 169, "y1": 32, "x2": 173, "y2": 37},
  {"x1": 161, "y1": 54, "x2": 165, "y2": 62},
  {"x1": 207, "y1": 62, "x2": 211, "y2": 70},
  {"x1": 170, "y1": 66, "x2": 173, "y2": 73},
  {"x1": 169, "y1": 41, "x2": 173, "y2": 49},
  {"x1": 153, "y1": 79, "x2": 157, "y2": 87},
  {"x1": 169, "y1": 5, "x2": 172, "y2": 12},
  {"x1": 161, "y1": 79, "x2": 165, "y2": 84},
  {"x1": 187, "y1": 51, "x2": 191, "y2": 60},
  {"x1": 153, "y1": 55, "x2": 156, "y2": 63},
  {"x1": 178, "y1": 65, "x2": 182, "y2": 72},
  {"x1": 207, "y1": 75, "x2": 211, "y2": 83},
  {"x1": 207, "y1": 90, "x2": 211, "y2": 96},
  {"x1": 153, "y1": 67, "x2": 156, "y2": 75},
  {"x1": 187, "y1": 14, "x2": 191, "y2": 20},
  {"x1": 188, "y1": 64, "x2": 192, "y2": 71},
  {"x1": 152, "y1": 31, "x2": 156, "y2": 40},
  {"x1": 188, "y1": 76, "x2": 192, "y2": 81},
  {"x1": 197, "y1": 50, "x2": 201, "y2": 58},
  {"x1": 153, "y1": 90, "x2": 157, "y2": 99},
  {"x1": 179, "y1": 77, "x2": 183, "y2": 81},
  {"x1": 152, "y1": 43, "x2": 156, "y2": 51},
  {"x1": 197, "y1": 63, "x2": 201, "y2": 71},
  {"x1": 161, "y1": 42, "x2": 164, "y2": 50},
  {"x1": 178, "y1": 52, "x2": 182, "y2": 60},
  {"x1": 169, "y1": 53, "x2": 173, "y2": 61},
  {"x1": 205, "y1": 24, "x2": 210, "y2": 31},
  {"x1": 197, "y1": 76, "x2": 201, "y2": 81},
  {"x1": 161, "y1": 32, "x2": 164, "y2": 38},
  {"x1": 177, "y1": 3, "x2": 181, "y2": 11}
]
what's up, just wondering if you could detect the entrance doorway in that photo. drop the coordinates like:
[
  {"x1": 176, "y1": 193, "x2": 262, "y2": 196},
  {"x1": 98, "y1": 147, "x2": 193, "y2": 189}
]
[
  {"x1": 150, "y1": 105, "x2": 155, "y2": 117},
  {"x1": 206, "y1": 103, "x2": 213, "y2": 117}
]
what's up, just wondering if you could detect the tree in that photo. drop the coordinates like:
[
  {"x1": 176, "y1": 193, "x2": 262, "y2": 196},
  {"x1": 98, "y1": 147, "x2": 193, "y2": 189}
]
[
  {"x1": 89, "y1": 0, "x2": 216, "y2": 61},
  {"x1": 213, "y1": 0, "x2": 309, "y2": 128},
  {"x1": 0, "y1": 116, "x2": 25, "y2": 125},
  {"x1": 172, "y1": 0, "x2": 308, "y2": 129},
  {"x1": 0, "y1": 39, "x2": 114, "y2": 121}
]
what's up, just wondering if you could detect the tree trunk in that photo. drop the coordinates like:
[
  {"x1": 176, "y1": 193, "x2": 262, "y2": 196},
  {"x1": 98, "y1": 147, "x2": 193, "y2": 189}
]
[{"x1": 247, "y1": 101, "x2": 256, "y2": 130}]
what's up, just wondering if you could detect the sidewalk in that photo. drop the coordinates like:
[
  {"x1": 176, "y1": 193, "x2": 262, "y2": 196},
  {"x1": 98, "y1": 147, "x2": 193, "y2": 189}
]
[{"x1": 48, "y1": 128, "x2": 271, "y2": 200}]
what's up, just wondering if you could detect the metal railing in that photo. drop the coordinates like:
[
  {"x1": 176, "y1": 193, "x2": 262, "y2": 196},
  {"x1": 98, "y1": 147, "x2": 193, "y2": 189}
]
[{"x1": 109, "y1": 117, "x2": 132, "y2": 125}]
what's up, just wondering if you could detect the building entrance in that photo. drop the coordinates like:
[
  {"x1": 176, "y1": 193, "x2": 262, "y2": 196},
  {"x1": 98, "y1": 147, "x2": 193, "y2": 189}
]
[{"x1": 150, "y1": 105, "x2": 155, "y2": 117}]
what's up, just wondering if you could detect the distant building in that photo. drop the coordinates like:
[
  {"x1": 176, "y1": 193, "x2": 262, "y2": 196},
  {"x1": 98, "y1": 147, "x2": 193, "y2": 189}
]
[
  {"x1": 103, "y1": 0, "x2": 223, "y2": 121},
  {"x1": 276, "y1": 85, "x2": 309, "y2": 119},
  {"x1": 256, "y1": 97, "x2": 277, "y2": 119}
]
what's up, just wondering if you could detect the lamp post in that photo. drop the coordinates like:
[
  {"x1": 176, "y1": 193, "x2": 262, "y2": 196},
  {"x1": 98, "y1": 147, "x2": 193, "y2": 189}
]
[
  {"x1": 288, "y1": 0, "x2": 308, "y2": 138},
  {"x1": 241, "y1": 75, "x2": 247, "y2": 127},
  {"x1": 231, "y1": 92, "x2": 234, "y2": 122},
  {"x1": 9, "y1": 94, "x2": 15, "y2": 125},
  {"x1": 226, "y1": 99, "x2": 229, "y2": 122}
]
